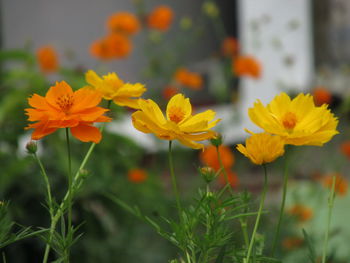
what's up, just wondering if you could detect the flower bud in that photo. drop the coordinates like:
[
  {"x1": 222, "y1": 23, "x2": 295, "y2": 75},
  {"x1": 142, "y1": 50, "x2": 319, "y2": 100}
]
[
  {"x1": 210, "y1": 133, "x2": 222, "y2": 147},
  {"x1": 180, "y1": 17, "x2": 192, "y2": 30},
  {"x1": 199, "y1": 166, "x2": 217, "y2": 183},
  {"x1": 26, "y1": 141, "x2": 37, "y2": 154},
  {"x1": 202, "y1": 2, "x2": 219, "y2": 18}
]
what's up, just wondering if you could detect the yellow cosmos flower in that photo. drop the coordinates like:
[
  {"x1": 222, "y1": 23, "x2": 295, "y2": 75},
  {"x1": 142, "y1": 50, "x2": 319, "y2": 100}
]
[
  {"x1": 248, "y1": 92, "x2": 339, "y2": 146},
  {"x1": 132, "y1": 94, "x2": 220, "y2": 149},
  {"x1": 85, "y1": 70, "x2": 146, "y2": 109},
  {"x1": 237, "y1": 131, "x2": 285, "y2": 165}
]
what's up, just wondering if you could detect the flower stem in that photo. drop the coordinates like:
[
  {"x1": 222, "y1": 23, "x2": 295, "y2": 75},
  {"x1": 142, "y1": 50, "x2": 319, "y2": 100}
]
[
  {"x1": 321, "y1": 175, "x2": 336, "y2": 263},
  {"x1": 244, "y1": 164, "x2": 268, "y2": 263},
  {"x1": 168, "y1": 141, "x2": 182, "y2": 218},
  {"x1": 33, "y1": 153, "x2": 53, "y2": 217},
  {"x1": 65, "y1": 128, "x2": 73, "y2": 260},
  {"x1": 271, "y1": 152, "x2": 290, "y2": 256}
]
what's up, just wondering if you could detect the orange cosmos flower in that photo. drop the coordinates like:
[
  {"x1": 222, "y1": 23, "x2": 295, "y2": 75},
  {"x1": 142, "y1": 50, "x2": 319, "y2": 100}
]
[
  {"x1": 340, "y1": 141, "x2": 350, "y2": 159},
  {"x1": 90, "y1": 33, "x2": 132, "y2": 60},
  {"x1": 107, "y1": 12, "x2": 140, "y2": 35},
  {"x1": 313, "y1": 86, "x2": 332, "y2": 106},
  {"x1": 162, "y1": 85, "x2": 179, "y2": 100},
  {"x1": 222, "y1": 37, "x2": 239, "y2": 57},
  {"x1": 288, "y1": 204, "x2": 313, "y2": 222},
  {"x1": 174, "y1": 68, "x2": 203, "y2": 90},
  {"x1": 233, "y1": 55, "x2": 261, "y2": 79},
  {"x1": 282, "y1": 237, "x2": 303, "y2": 250},
  {"x1": 128, "y1": 168, "x2": 148, "y2": 183},
  {"x1": 218, "y1": 170, "x2": 239, "y2": 188},
  {"x1": 323, "y1": 173, "x2": 348, "y2": 196},
  {"x1": 200, "y1": 145, "x2": 235, "y2": 171},
  {"x1": 25, "y1": 81, "x2": 111, "y2": 143},
  {"x1": 36, "y1": 46, "x2": 59, "y2": 73},
  {"x1": 147, "y1": 5, "x2": 174, "y2": 31}
]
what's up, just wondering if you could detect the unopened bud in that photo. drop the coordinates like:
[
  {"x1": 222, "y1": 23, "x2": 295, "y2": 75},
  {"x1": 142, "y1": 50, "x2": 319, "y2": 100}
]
[
  {"x1": 180, "y1": 17, "x2": 192, "y2": 30},
  {"x1": 202, "y1": 2, "x2": 219, "y2": 18},
  {"x1": 26, "y1": 141, "x2": 37, "y2": 154},
  {"x1": 210, "y1": 133, "x2": 222, "y2": 147},
  {"x1": 199, "y1": 166, "x2": 217, "y2": 183}
]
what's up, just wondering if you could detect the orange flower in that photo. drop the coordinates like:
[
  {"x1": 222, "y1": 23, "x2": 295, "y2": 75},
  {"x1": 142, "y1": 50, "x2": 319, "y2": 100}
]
[
  {"x1": 107, "y1": 12, "x2": 140, "y2": 35},
  {"x1": 288, "y1": 204, "x2": 313, "y2": 222},
  {"x1": 323, "y1": 173, "x2": 348, "y2": 196},
  {"x1": 162, "y1": 85, "x2": 179, "y2": 100},
  {"x1": 313, "y1": 86, "x2": 332, "y2": 106},
  {"x1": 282, "y1": 237, "x2": 303, "y2": 250},
  {"x1": 222, "y1": 37, "x2": 239, "y2": 57},
  {"x1": 147, "y1": 5, "x2": 174, "y2": 31},
  {"x1": 174, "y1": 68, "x2": 203, "y2": 90},
  {"x1": 218, "y1": 170, "x2": 239, "y2": 188},
  {"x1": 200, "y1": 145, "x2": 235, "y2": 171},
  {"x1": 36, "y1": 46, "x2": 59, "y2": 73},
  {"x1": 90, "y1": 33, "x2": 132, "y2": 60},
  {"x1": 233, "y1": 55, "x2": 261, "y2": 79},
  {"x1": 128, "y1": 168, "x2": 147, "y2": 183},
  {"x1": 25, "y1": 81, "x2": 111, "y2": 143},
  {"x1": 340, "y1": 141, "x2": 350, "y2": 159}
]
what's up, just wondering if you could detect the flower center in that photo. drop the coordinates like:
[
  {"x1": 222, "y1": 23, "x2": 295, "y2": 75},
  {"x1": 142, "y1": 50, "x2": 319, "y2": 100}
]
[
  {"x1": 168, "y1": 106, "x2": 185, "y2": 123},
  {"x1": 282, "y1": 112, "x2": 297, "y2": 130},
  {"x1": 56, "y1": 94, "x2": 74, "y2": 113}
]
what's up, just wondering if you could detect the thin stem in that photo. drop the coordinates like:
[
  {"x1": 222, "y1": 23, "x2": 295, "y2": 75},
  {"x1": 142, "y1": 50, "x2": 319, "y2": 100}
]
[
  {"x1": 42, "y1": 115, "x2": 111, "y2": 263},
  {"x1": 65, "y1": 128, "x2": 72, "y2": 261},
  {"x1": 244, "y1": 165, "x2": 268, "y2": 263},
  {"x1": 321, "y1": 176, "x2": 336, "y2": 263},
  {"x1": 33, "y1": 153, "x2": 53, "y2": 217},
  {"x1": 216, "y1": 146, "x2": 233, "y2": 195},
  {"x1": 168, "y1": 140, "x2": 182, "y2": 217},
  {"x1": 271, "y1": 152, "x2": 290, "y2": 256}
]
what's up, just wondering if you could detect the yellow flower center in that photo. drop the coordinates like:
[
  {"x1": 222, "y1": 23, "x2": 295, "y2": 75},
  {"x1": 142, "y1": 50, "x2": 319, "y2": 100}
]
[
  {"x1": 168, "y1": 106, "x2": 185, "y2": 123},
  {"x1": 282, "y1": 112, "x2": 297, "y2": 130},
  {"x1": 56, "y1": 94, "x2": 74, "y2": 113}
]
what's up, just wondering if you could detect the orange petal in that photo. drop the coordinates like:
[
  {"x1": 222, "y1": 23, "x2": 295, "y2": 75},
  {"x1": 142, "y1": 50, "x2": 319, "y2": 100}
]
[
  {"x1": 70, "y1": 87, "x2": 103, "y2": 112},
  {"x1": 70, "y1": 124, "x2": 102, "y2": 143},
  {"x1": 46, "y1": 81, "x2": 74, "y2": 108},
  {"x1": 28, "y1": 121, "x2": 58, "y2": 140}
]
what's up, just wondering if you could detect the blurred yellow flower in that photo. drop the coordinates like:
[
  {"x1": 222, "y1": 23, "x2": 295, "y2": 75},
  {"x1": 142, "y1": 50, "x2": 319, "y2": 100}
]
[
  {"x1": 248, "y1": 92, "x2": 339, "y2": 146},
  {"x1": 236, "y1": 131, "x2": 285, "y2": 165},
  {"x1": 85, "y1": 70, "x2": 146, "y2": 109},
  {"x1": 132, "y1": 94, "x2": 220, "y2": 149}
]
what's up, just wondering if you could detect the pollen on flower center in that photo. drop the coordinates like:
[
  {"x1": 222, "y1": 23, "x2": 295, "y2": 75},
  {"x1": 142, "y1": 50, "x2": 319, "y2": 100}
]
[
  {"x1": 56, "y1": 94, "x2": 74, "y2": 113},
  {"x1": 282, "y1": 112, "x2": 297, "y2": 130},
  {"x1": 168, "y1": 106, "x2": 185, "y2": 123}
]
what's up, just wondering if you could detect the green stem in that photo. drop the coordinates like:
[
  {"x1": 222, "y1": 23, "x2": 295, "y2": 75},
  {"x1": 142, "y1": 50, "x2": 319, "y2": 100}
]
[
  {"x1": 271, "y1": 152, "x2": 290, "y2": 256},
  {"x1": 168, "y1": 140, "x2": 182, "y2": 217},
  {"x1": 42, "y1": 114, "x2": 111, "y2": 263},
  {"x1": 33, "y1": 153, "x2": 53, "y2": 217},
  {"x1": 321, "y1": 176, "x2": 336, "y2": 263},
  {"x1": 244, "y1": 165, "x2": 268, "y2": 263},
  {"x1": 65, "y1": 128, "x2": 72, "y2": 261}
]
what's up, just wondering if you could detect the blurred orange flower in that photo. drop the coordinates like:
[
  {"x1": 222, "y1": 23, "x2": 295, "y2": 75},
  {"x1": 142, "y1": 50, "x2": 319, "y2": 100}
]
[
  {"x1": 107, "y1": 12, "x2": 140, "y2": 35},
  {"x1": 36, "y1": 46, "x2": 59, "y2": 73},
  {"x1": 218, "y1": 170, "x2": 239, "y2": 188},
  {"x1": 162, "y1": 85, "x2": 179, "y2": 100},
  {"x1": 233, "y1": 55, "x2": 261, "y2": 79},
  {"x1": 340, "y1": 141, "x2": 350, "y2": 159},
  {"x1": 222, "y1": 37, "x2": 239, "y2": 57},
  {"x1": 282, "y1": 237, "x2": 303, "y2": 250},
  {"x1": 288, "y1": 204, "x2": 313, "y2": 222},
  {"x1": 25, "y1": 81, "x2": 111, "y2": 143},
  {"x1": 147, "y1": 5, "x2": 174, "y2": 31},
  {"x1": 90, "y1": 33, "x2": 132, "y2": 60},
  {"x1": 313, "y1": 86, "x2": 332, "y2": 106},
  {"x1": 128, "y1": 168, "x2": 147, "y2": 183},
  {"x1": 200, "y1": 145, "x2": 235, "y2": 171},
  {"x1": 323, "y1": 173, "x2": 348, "y2": 196},
  {"x1": 174, "y1": 68, "x2": 203, "y2": 90}
]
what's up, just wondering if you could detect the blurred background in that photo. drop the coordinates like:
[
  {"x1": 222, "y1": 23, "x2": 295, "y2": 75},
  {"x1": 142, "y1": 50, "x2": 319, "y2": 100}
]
[{"x1": 1, "y1": 0, "x2": 350, "y2": 262}]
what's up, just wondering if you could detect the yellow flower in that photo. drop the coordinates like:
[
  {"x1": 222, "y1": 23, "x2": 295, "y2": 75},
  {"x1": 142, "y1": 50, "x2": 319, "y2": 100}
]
[
  {"x1": 85, "y1": 70, "x2": 146, "y2": 109},
  {"x1": 236, "y1": 131, "x2": 285, "y2": 165},
  {"x1": 248, "y1": 92, "x2": 339, "y2": 146},
  {"x1": 131, "y1": 94, "x2": 220, "y2": 149}
]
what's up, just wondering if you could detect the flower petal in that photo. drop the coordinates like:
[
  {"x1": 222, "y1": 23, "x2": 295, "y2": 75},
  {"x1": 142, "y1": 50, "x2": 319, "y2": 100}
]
[{"x1": 70, "y1": 124, "x2": 102, "y2": 143}]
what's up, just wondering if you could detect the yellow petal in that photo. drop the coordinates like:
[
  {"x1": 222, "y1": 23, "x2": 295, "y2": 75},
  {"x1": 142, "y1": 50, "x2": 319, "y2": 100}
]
[{"x1": 166, "y1": 94, "x2": 192, "y2": 123}]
